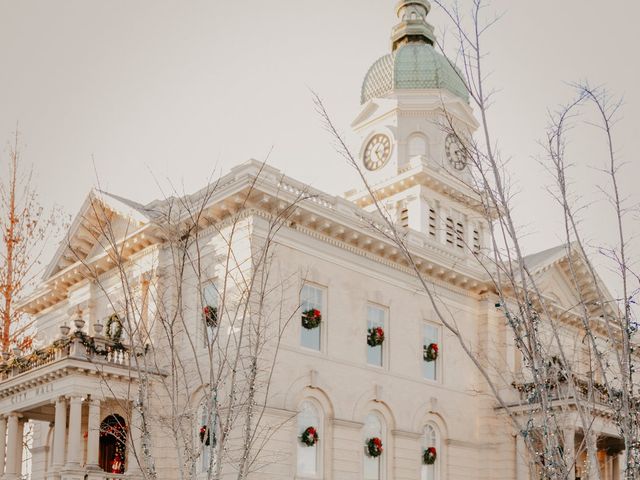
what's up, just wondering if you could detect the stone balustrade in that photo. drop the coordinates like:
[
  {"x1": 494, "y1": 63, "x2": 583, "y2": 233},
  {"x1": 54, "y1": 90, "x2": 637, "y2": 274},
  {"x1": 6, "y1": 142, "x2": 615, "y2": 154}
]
[{"x1": 0, "y1": 331, "x2": 133, "y2": 382}]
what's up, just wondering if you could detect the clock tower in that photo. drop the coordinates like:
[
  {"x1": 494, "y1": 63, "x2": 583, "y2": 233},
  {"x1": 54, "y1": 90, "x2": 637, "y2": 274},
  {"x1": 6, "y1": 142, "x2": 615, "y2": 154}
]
[{"x1": 348, "y1": 0, "x2": 486, "y2": 254}]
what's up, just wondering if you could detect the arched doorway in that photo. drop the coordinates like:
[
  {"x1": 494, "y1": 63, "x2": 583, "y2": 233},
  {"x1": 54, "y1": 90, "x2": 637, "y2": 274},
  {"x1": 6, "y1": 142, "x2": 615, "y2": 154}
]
[{"x1": 99, "y1": 414, "x2": 127, "y2": 474}]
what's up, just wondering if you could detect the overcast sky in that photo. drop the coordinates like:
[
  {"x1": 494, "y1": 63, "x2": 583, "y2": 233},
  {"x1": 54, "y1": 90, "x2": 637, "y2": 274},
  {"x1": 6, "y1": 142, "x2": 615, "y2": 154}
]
[{"x1": 1, "y1": 0, "x2": 638, "y2": 295}]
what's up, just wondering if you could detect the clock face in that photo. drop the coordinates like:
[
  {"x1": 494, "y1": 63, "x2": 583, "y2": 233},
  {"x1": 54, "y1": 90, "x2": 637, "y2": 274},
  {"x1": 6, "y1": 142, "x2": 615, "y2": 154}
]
[
  {"x1": 445, "y1": 133, "x2": 468, "y2": 171},
  {"x1": 363, "y1": 134, "x2": 392, "y2": 171}
]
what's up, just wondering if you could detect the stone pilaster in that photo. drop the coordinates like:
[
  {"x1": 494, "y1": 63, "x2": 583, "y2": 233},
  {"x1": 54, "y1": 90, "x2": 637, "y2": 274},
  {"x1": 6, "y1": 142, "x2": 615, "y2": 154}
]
[
  {"x1": 52, "y1": 397, "x2": 68, "y2": 470},
  {"x1": 564, "y1": 428, "x2": 575, "y2": 480},
  {"x1": 65, "y1": 396, "x2": 83, "y2": 467},
  {"x1": 0, "y1": 416, "x2": 7, "y2": 475},
  {"x1": 86, "y1": 398, "x2": 101, "y2": 469},
  {"x1": 127, "y1": 404, "x2": 143, "y2": 474}
]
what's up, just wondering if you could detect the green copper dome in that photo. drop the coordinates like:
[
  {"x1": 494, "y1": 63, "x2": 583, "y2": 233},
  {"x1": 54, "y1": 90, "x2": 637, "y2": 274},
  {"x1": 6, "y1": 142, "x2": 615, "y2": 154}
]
[
  {"x1": 361, "y1": 43, "x2": 469, "y2": 104},
  {"x1": 361, "y1": 0, "x2": 469, "y2": 104}
]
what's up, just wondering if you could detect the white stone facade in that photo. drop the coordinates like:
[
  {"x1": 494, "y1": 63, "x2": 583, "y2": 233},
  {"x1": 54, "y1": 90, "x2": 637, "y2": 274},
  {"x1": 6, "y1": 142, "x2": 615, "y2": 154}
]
[{"x1": 0, "y1": 2, "x2": 627, "y2": 480}]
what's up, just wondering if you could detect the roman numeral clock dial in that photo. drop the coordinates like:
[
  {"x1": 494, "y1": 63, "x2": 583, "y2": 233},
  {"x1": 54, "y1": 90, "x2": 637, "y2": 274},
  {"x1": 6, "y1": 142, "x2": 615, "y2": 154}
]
[
  {"x1": 363, "y1": 134, "x2": 392, "y2": 171},
  {"x1": 445, "y1": 133, "x2": 468, "y2": 171}
]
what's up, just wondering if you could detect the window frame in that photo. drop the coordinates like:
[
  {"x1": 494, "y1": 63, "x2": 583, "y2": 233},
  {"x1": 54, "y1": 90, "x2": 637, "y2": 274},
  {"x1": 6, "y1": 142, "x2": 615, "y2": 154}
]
[
  {"x1": 421, "y1": 423, "x2": 440, "y2": 480},
  {"x1": 299, "y1": 282, "x2": 327, "y2": 354},
  {"x1": 363, "y1": 412, "x2": 386, "y2": 480},
  {"x1": 422, "y1": 321, "x2": 442, "y2": 383},
  {"x1": 366, "y1": 303, "x2": 388, "y2": 369},
  {"x1": 196, "y1": 397, "x2": 219, "y2": 477},
  {"x1": 200, "y1": 280, "x2": 219, "y2": 348},
  {"x1": 295, "y1": 399, "x2": 324, "y2": 479}
]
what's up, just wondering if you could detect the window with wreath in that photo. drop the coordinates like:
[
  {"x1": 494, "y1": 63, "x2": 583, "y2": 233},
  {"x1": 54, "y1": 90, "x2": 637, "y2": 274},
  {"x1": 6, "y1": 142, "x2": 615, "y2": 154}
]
[
  {"x1": 422, "y1": 324, "x2": 440, "y2": 381},
  {"x1": 201, "y1": 282, "x2": 219, "y2": 346},
  {"x1": 367, "y1": 305, "x2": 387, "y2": 367},
  {"x1": 196, "y1": 399, "x2": 218, "y2": 475},
  {"x1": 297, "y1": 400, "x2": 322, "y2": 476},
  {"x1": 300, "y1": 284, "x2": 325, "y2": 351},
  {"x1": 363, "y1": 413, "x2": 385, "y2": 480},
  {"x1": 421, "y1": 424, "x2": 439, "y2": 480}
]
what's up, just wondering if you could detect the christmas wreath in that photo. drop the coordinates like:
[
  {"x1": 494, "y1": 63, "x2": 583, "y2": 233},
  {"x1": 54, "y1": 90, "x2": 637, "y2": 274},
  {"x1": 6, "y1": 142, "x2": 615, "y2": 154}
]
[
  {"x1": 301, "y1": 309, "x2": 322, "y2": 330},
  {"x1": 367, "y1": 327, "x2": 385, "y2": 347},
  {"x1": 300, "y1": 426, "x2": 319, "y2": 447},
  {"x1": 423, "y1": 447, "x2": 437, "y2": 465},
  {"x1": 203, "y1": 305, "x2": 218, "y2": 328},
  {"x1": 365, "y1": 437, "x2": 383, "y2": 457},
  {"x1": 199, "y1": 425, "x2": 211, "y2": 446},
  {"x1": 423, "y1": 343, "x2": 439, "y2": 362},
  {"x1": 105, "y1": 314, "x2": 123, "y2": 343}
]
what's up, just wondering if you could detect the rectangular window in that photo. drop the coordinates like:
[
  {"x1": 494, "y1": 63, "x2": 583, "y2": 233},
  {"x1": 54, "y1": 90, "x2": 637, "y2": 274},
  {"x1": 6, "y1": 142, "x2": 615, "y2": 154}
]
[
  {"x1": 428, "y1": 207, "x2": 437, "y2": 238},
  {"x1": 473, "y1": 228, "x2": 480, "y2": 254},
  {"x1": 455, "y1": 221, "x2": 464, "y2": 249},
  {"x1": 400, "y1": 207, "x2": 409, "y2": 228},
  {"x1": 422, "y1": 323, "x2": 440, "y2": 381},
  {"x1": 202, "y1": 283, "x2": 219, "y2": 346},
  {"x1": 445, "y1": 217, "x2": 454, "y2": 246},
  {"x1": 300, "y1": 284, "x2": 324, "y2": 351},
  {"x1": 367, "y1": 305, "x2": 386, "y2": 367}
]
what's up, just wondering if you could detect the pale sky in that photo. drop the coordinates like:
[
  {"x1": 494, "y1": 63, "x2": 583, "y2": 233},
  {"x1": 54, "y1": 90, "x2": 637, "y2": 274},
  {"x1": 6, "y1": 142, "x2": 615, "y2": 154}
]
[{"x1": 1, "y1": 0, "x2": 638, "y2": 294}]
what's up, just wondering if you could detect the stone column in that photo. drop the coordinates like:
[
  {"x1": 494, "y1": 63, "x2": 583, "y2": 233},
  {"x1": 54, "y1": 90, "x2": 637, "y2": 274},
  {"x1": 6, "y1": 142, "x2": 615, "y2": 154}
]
[
  {"x1": 52, "y1": 397, "x2": 67, "y2": 469},
  {"x1": 0, "y1": 416, "x2": 7, "y2": 475},
  {"x1": 586, "y1": 431, "x2": 599, "y2": 480},
  {"x1": 86, "y1": 398, "x2": 101, "y2": 469},
  {"x1": 617, "y1": 450, "x2": 625, "y2": 480},
  {"x1": 65, "y1": 396, "x2": 84, "y2": 467},
  {"x1": 5, "y1": 413, "x2": 23, "y2": 478},
  {"x1": 564, "y1": 428, "x2": 575, "y2": 480},
  {"x1": 15, "y1": 419, "x2": 25, "y2": 476},
  {"x1": 515, "y1": 433, "x2": 528, "y2": 480}
]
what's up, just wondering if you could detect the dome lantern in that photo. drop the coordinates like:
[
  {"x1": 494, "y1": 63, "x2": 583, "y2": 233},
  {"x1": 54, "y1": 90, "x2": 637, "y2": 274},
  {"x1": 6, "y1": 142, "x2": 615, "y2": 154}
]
[{"x1": 391, "y1": 0, "x2": 436, "y2": 51}]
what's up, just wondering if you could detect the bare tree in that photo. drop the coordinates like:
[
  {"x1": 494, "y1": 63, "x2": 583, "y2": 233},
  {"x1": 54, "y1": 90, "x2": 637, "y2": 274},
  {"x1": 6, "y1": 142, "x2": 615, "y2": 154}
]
[
  {"x1": 59, "y1": 162, "x2": 310, "y2": 479},
  {"x1": 0, "y1": 130, "x2": 64, "y2": 352},
  {"x1": 314, "y1": 1, "x2": 639, "y2": 478}
]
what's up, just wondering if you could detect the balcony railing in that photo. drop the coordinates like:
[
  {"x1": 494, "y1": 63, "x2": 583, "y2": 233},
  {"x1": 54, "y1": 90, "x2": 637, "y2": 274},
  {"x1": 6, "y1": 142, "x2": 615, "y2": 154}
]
[
  {"x1": 0, "y1": 331, "x2": 133, "y2": 382},
  {"x1": 513, "y1": 374, "x2": 638, "y2": 411}
]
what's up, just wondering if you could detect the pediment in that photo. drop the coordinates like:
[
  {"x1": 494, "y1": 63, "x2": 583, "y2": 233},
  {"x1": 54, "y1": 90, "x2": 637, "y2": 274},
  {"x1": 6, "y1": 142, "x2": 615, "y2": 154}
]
[
  {"x1": 351, "y1": 98, "x2": 397, "y2": 130},
  {"x1": 43, "y1": 190, "x2": 150, "y2": 280},
  {"x1": 524, "y1": 243, "x2": 616, "y2": 318},
  {"x1": 536, "y1": 266, "x2": 582, "y2": 313}
]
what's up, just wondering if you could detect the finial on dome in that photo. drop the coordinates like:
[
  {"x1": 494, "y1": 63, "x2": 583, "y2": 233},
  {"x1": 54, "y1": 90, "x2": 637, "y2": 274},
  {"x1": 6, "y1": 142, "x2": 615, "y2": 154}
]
[{"x1": 391, "y1": 0, "x2": 436, "y2": 51}]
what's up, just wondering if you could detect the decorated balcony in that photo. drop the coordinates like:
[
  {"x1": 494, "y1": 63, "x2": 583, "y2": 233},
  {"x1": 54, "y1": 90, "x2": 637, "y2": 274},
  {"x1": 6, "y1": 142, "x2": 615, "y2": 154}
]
[
  {"x1": 0, "y1": 317, "x2": 155, "y2": 480},
  {"x1": 0, "y1": 330, "x2": 131, "y2": 384}
]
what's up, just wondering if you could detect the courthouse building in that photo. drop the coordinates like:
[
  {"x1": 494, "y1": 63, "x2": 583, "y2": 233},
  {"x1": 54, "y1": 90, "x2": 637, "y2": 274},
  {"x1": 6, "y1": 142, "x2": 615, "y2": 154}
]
[{"x1": 0, "y1": 1, "x2": 627, "y2": 479}]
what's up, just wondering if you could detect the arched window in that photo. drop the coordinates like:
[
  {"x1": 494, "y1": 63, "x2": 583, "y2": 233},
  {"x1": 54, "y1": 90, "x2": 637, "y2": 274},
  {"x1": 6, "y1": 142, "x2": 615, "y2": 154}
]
[
  {"x1": 99, "y1": 414, "x2": 127, "y2": 474},
  {"x1": 408, "y1": 134, "x2": 428, "y2": 158},
  {"x1": 421, "y1": 424, "x2": 439, "y2": 480},
  {"x1": 297, "y1": 400, "x2": 322, "y2": 476},
  {"x1": 197, "y1": 398, "x2": 218, "y2": 475},
  {"x1": 363, "y1": 413, "x2": 385, "y2": 480}
]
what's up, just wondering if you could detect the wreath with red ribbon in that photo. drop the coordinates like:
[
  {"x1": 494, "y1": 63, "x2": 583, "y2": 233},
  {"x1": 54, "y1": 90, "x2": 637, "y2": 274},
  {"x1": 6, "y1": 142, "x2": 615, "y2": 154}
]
[
  {"x1": 203, "y1": 306, "x2": 218, "y2": 328},
  {"x1": 423, "y1": 447, "x2": 437, "y2": 465},
  {"x1": 423, "y1": 343, "x2": 439, "y2": 362},
  {"x1": 367, "y1": 327, "x2": 385, "y2": 347},
  {"x1": 366, "y1": 437, "x2": 384, "y2": 457},
  {"x1": 199, "y1": 425, "x2": 211, "y2": 446},
  {"x1": 301, "y1": 309, "x2": 322, "y2": 330},
  {"x1": 300, "y1": 426, "x2": 319, "y2": 447}
]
